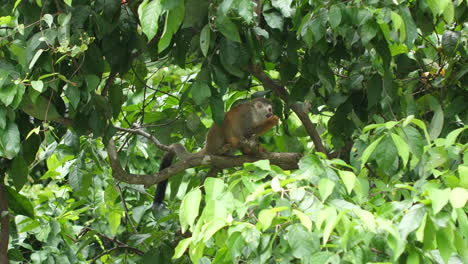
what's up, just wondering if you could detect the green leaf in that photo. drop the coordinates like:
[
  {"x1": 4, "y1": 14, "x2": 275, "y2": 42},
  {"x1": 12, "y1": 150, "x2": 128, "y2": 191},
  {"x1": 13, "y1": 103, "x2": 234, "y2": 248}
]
[
  {"x1": 69, "y1": 164, "x2": 84, "y2": 192},
  {"x1": 443, "y1": 1, "x2": 454, "y2": 24},
  {"x1": 6, "y1": 186, "x2": 35, "y2": 218},
  {"x1": 0, "y1": 85, "x2": 17, "y2": 106},
  {"x1": 210, "y1": 96, "x2": 225, "y2": 125},
  {"x1": 31, "y1": 80, "x2": 45, "y2": 93},
  {"x1": 372, "y1": 135, "x2": 398, "y2": 173},
  {"x1": 310, "y1": 252, "x2": 338, "y2": 263},
  {"x1": 427, "y1": 0, "x2": 450, "y2": 16},
  {"x1": 429, "y1": 188, "x2": 450, "y2": 214},
  {"x1": 293, "y1": 209, "x2": 312, "y2": 232},
  {"x1": 390, "y1": 133, "x2": 410, "y2": 168},
  {"x1": 459, "y1": 165, "x2": 468, "y2": 189},
  {"x1": 318, "y1": 178, "x2": 335, "y2": 201},
  {"x1": 361, "y1": 20, "x2": 378, "y2": 46},
  {"x1": 216, "y1": 15, "x2": 240, "y2": 42},
  {"x1": 322, "y1": 207, "x2": 341, "y2": 245},
  {"x1": 138, "y1": 0, "x2": 162, "y2": 41},
  {"x1": 287, "y1": 224, "x2": 319, "y2": 259},
  {"x1": 218, "y1": 0, "x2": 233, "y2": 15},
  {"x1": 186, "y1": 113, "x2": 201, "y2": 132},
  {"x1": 238, "y1": 0, "x2": 254, "y2": 23},
  {"x1": 338, "y1": 170, "x2": 356, "y2": 194},
  {"x1": 264, "y1": 37, "x2": 281, "y2": 62},
  {"x1": 201, "y1": 219, "x2": 226, "y2": 243},
  {"x1": 108, "y1": 209, "x2": 122, "y2": 236},
  {"x1": 428, "y1": 101, "x2": 444, "y2": 140},
  {"x1": 104, "y1": 183, "x2": 119, "y2": 204},
  {"x1": 42, "y1": 14, "x2": 54, "y2": 28},
  {"x1": 407, "y1": 250, "x2": 420, "y2": 264},
  {"x1": 21, "y1": 94, "x2": 62, "y2": 121},
  {"x1": 10, "y1": 156, "x2": 29, "y2": 190},
  {"x1": 29, "y1": 49, "x2": 44, "y2": 69},
  {"x1": 191, "y1": 81, "x2": 211, "y2": 105},
  {"x1": 445, "y1": 126, "x2": 467, "y2": 147},
  {"x1": 0, "y1": 106, "x2": 5, "y2": 130},
  {"x1": 64, "y1": 84, "x2": 80, "y2": 109},
  {"x1": 264, "y1": 11, "x2": 283, "y2": 30},
  {"x1": 442, "y1": 30, "x2": 461, "y2": 56},
  {"x1": 367, "y1": 74, "x2": 382, "y2": 108},
  {"x1": 360, "y1": 135, "x2": 384, "y2": 169},
  {"x1": 179, "y1": 188, "x2": 201, "y2": 233},
  {"x1": 449, "y1": 188, "x2": 468, "y2": 208},
  {"x1": 354, "y1": 208, "x2": 376, "y2": 233},
  {"x1": 204, "y1": 177, "x2": 225, "y2": 201},
  {"x1": 0, "y1": 121, "x2": 20, "y2": 159},
  {"x1": 398, "y1": 6, "x2": 418, "y2": 48},
  {"x1": 158, "y1": 5, "x2": 185, "y2": 52},
  {"x1": 436, "y1": 227, "x2": 454, "y2": 264},
  {"x1": 173, "y1": 238, "x2": 193, "y2": 259},
  {"x1": 317, "y1": 59, "x2": 335, "y2": 91},
  {"x1": 390, "y1": 11, "x2": 405, "y2": 43},
  {"x1": 199, "y1": 24, "x2": 210, "y2": 57},
  {"x1": 456, "y1": 208, "x2": 468, "y2": 240},
  {"x1": 85, "y1": 74, "x2": 100, "y2": 92},
  {"x1": 398, "y1": 204, "x2": 425, "y2": 240},
  {"x1": 328, "y1": 5, "x2": 341, "y2": 29},
  {"x1": 411, "y1": 119, "x2": 431, "y2": 144},
  {"x1": 258, "y1": 209, "x2": 276, "y2": 231},
  {"x1": 272, "y1": 0, "x2": 293, "y2": 18}
]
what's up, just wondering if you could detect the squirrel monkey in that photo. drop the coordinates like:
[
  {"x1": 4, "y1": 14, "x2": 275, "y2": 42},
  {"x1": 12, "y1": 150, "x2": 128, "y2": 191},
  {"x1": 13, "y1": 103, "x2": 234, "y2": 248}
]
[{"x1": 153, "y1": 98, "x2": 279, "y2": 207}]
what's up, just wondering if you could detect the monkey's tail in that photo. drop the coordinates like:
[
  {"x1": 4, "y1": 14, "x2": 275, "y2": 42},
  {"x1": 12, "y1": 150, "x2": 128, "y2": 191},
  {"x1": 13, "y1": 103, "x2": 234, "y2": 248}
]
[
  {"x1": 152, "y1": 151, "x2": 176, "y2": 208},
  {"x1": 152, "y1": 144, "x2": 207, "y2": 209}
]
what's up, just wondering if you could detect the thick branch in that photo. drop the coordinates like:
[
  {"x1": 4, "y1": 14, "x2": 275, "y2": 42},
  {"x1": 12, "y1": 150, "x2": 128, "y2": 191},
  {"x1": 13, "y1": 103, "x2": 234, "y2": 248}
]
[
  {"x1": 247, "y1": 65, "x2": 328, "y2": 156},
  {"x1": 0, "y1": 180, "x2": 9, "y2": 264},
  {"x1": 107, "y1": 139, "x2": 302, "y2": 186}
]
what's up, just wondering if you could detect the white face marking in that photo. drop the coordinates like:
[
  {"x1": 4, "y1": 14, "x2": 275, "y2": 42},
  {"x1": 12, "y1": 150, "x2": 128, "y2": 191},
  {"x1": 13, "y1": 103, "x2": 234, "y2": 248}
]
[{"x1": 251, "y1": 102, "x2": 270, "y2": 125}]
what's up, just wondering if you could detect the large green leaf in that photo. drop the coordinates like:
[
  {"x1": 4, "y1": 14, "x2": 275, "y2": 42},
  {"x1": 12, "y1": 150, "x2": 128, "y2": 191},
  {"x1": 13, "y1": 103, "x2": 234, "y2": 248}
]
[
  {"x1": 158, "y1": 4, "x2": 185, "y2": 52},
  {"x1": 0, "y1": 85, "x2": 17, "y2": 106},
  {"x1": 264, "y1": 11, "x2": 283, "y2": 30},
  {"x1": 138, "y1": 0, "x2": 162, "y2": 41},
  {"x1": 199, "y1": 24, "x2": 210, "y2": 57},
  {"x1": 328, "y1": 5, "x2": 341, "y2": 29},
  {"x1": 398, "y1": 204, "x2": 425, "y2": 240},
  {"x1": 0, "y1": 120, "x2": 20, "y2": 159},
  {"x1": 10, "y1": 156, "x2": 29, "y2": 190},
  {"x1": 179, "y1": 188, "x2": 202, "y2": 233},
  {"x1": 216, "y1": 15, "x2": 240, "y2": 42},
  {"x1": 6, "y1": 186, "x2": 35, "y2": 218},
  {"x1": 287, "y1": 224, "x2": 320, "y2": 259},
  {"x1": 191, "y1": 81, "x2": 211, "y2": 105}
]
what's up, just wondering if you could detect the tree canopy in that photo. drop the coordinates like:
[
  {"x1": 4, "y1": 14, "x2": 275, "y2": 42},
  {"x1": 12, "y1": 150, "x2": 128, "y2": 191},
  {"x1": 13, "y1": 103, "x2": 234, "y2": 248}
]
[{"x1": 0, "y1": 0, "x2": 467, "y2": 263}]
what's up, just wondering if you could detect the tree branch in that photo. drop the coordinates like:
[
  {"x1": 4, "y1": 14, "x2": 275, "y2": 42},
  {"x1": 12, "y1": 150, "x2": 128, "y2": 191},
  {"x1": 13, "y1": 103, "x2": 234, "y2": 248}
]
[
  {"x1": 247, "y1": 65, "x2": 328, "y2": 156},
  {"x1": 114, "y1": 126, "x2": 172, "y2": 152},
  {"x1": 0, "y1": 180, "x2": 10, "y2": 264},
  {"x1": 107, "y1": 139, "x2": 302, "y2": 187}
]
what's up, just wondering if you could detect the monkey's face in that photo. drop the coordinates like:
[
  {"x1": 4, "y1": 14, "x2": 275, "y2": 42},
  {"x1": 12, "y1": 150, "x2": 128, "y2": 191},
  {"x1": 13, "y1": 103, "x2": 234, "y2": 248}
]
[{"x1": 254, "y1": 101, "x2": 273, "y2": 119}]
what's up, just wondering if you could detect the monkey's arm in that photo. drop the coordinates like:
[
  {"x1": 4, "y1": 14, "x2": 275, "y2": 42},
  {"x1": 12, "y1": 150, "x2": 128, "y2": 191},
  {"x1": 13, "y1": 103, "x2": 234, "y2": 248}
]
[{"x1": 251, "y1": 115, "x2": 279, "y2": 136}]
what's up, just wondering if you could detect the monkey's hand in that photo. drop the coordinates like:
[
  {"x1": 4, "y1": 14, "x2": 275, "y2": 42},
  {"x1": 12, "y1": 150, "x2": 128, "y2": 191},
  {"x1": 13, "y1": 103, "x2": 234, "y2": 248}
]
[
  {"x1": 268, "y1": 115, "x2": 280, "y2": 125},
  {"x1": 253, "y1": 115, "x2": 280, "y2": 136}
]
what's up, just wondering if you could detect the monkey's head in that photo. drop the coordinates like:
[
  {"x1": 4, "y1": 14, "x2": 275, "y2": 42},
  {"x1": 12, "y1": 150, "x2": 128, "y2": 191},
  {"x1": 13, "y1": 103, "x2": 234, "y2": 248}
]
[{"x1": 252, "y1": 98, "x2": 273, "y2": 119}]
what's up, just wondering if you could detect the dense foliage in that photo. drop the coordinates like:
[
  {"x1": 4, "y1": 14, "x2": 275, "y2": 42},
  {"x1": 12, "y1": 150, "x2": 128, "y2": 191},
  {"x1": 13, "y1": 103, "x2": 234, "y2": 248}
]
[{"x1": 0, "y1": 0, "x2": 467, "y2": 263}]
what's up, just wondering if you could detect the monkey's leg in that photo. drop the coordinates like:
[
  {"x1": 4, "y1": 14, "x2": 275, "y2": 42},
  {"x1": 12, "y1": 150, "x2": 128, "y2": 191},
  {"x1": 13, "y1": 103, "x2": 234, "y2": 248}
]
[{"x1": 226, "y1": 136, "x2": 240, "y2": 149}]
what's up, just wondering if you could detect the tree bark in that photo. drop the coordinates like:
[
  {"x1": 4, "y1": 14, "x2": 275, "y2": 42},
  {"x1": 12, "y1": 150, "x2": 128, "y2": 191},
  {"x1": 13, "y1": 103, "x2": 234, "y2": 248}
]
[{"x1": 0, "y1": 179, "x2": 9, "y2": 264}]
